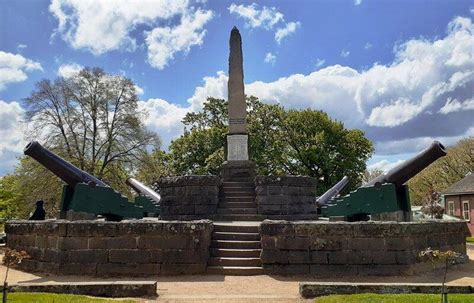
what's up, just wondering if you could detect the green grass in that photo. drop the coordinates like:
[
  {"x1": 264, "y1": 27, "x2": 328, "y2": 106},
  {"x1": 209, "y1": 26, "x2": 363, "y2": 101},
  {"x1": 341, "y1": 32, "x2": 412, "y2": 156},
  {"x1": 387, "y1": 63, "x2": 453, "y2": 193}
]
[
  {"x1": 466, "y1": 237, "x2": 474, "y2": 243},
  {"x1": 315, "y1": 293, "x2": 474, "y2": 303},
  {"x1": 1, "y1": 292, "x2": 137, "y2": 302}
]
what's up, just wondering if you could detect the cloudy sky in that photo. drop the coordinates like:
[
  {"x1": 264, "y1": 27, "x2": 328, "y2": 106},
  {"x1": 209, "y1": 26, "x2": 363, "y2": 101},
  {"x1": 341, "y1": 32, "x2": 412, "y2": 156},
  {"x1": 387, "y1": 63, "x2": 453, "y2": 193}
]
[{"x1": 0, "y1": 0, "x2": 473, "y2": 176}]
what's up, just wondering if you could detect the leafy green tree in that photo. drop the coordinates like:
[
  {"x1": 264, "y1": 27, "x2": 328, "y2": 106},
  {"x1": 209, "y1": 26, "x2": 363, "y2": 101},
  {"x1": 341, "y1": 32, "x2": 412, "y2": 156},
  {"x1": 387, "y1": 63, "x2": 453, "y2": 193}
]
[
  {"x1": 167, "y1": 96, "x2": 374, "y2": 194},
  {"x1": 0, "y1": 175, "x2": 24, "y2": 221},
  {"x1": 135, "y1": 149, "x2": 174, "y2": 186},
  {"x1": 282, "y1": 109, "x2": 373, "y2": 193}
]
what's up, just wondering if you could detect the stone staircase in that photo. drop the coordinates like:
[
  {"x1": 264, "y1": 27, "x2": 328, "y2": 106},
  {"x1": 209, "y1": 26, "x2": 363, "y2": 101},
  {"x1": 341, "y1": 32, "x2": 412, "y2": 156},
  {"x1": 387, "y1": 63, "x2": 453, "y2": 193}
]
[
  {"x1": 207, "y1": 223, "x2": 263, "y2": 275},
  {"x1": 207, "y1": 180, "x2": 264, "y2": 275},
  {"x1": 213, "y1": 181, "x2": 264, "y2": 221}
]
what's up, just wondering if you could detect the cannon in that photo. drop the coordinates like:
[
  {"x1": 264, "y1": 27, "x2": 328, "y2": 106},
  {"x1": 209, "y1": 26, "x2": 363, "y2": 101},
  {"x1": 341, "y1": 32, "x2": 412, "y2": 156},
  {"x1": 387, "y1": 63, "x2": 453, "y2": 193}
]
[
  {"x1": 321, "y1": 141, "x2": 447, "y2": 221},
  {"x1": 316, "y1": 176, "x2": 349, "y2": 205},
  {"x1": 126, "y1": 177, "x2": 161, "y2": 217},
  {"x1": 24, "y1": 141, "x2": 149, "y2": 221}
]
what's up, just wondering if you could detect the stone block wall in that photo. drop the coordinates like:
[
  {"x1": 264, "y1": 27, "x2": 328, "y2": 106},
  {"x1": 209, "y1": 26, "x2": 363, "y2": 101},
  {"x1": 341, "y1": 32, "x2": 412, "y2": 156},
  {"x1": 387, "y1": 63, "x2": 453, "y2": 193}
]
[
  {"x1": 255, "y1": 176, "x2": 318, "y2": 219},
  {"x1": 6, "y1": 220, "x2": 213, "y2": 276},
  {"x1": 260, "y1": 220, "x2": 469, "y2": 275},
  {"x1": 157, "y1": 176, "x2": 221, "y2": 220}
]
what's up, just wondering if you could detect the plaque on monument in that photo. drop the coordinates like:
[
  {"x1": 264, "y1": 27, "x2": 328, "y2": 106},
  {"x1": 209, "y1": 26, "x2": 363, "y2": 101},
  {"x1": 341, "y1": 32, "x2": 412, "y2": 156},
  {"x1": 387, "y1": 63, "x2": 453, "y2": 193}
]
[{"x1": 227, "y1": 135, "x2": 249, "y2": 161}]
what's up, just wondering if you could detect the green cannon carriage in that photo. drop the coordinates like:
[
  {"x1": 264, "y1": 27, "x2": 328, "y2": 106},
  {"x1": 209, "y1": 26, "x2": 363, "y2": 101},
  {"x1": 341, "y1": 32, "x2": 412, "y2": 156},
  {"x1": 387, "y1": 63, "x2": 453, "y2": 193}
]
[
  {"x1": 24, "y1": 141, "x2": 159, "y2": 221},
  {"x1": 321, "y1": 141, "x2": 447, "y2": 221}
]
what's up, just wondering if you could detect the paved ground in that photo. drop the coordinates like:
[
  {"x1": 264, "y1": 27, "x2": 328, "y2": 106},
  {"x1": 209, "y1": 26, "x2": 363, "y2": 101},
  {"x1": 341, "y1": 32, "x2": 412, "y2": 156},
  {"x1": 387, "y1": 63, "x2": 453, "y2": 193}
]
[{"x1": 1, "y1": 247, "x2": 473, "y2": 302}]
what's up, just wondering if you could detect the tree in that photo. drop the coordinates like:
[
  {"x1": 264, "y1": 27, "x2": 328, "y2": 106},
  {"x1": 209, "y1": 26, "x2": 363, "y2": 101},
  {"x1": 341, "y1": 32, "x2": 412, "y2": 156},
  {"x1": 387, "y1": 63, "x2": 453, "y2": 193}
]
[
  {"x1": 420, "y1": 187, "x2": 444, "y2": 219},
  {"x1": 24, "y1": 67, "x2": 159, "y2": 178},
  {"x1": 408, "y1": 137, "x2": 474, "y2": 205},
  {"x1": 166, "y1": 96, "x2": 374, "y2": 195},
  {"x1": 135, "y1": 149, "x2": 173, "y2": 187},
  {"x1": 362, "y1": 168, "x2": 384, "y2": 183},
  {"x1": 0, "y1": 175, "x2": 22, "y2": 221},
  {"x1": 0, "y1": 67, "x2": 160, "y2": 219},
  {"x1": 282, "y1": 109, "x2": 373, "y2": 193}
]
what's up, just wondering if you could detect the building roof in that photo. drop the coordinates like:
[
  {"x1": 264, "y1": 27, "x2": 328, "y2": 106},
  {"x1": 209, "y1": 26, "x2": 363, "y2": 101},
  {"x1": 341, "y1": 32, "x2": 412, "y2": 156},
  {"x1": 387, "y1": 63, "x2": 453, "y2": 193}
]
[{"x1": 443, "y1": 173, "x2": 474, "y2": 195}]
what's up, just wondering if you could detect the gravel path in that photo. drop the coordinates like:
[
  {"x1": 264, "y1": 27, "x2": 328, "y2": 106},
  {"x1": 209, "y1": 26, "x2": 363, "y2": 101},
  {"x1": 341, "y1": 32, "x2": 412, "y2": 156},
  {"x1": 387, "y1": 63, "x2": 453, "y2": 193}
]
[{"x1": 1, "y1": 247, "x2": 473, "y2": 302}]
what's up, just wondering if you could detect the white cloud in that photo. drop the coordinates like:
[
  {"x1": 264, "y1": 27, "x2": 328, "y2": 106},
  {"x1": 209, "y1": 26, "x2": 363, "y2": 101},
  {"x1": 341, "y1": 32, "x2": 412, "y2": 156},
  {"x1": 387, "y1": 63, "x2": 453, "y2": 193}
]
[
  {"x1": 340, "y1": 49, "x2": 350, "y2": 58},
  {"x1": 49, "y1": 0, "x2": 189, "y2": 55},
  {"x1": 134, "y1": 85, "x2": 145, "y2": 96},
  {"x1": 145, "y1": 9, "x2": 213, "y2": 70},
  {"x1": 315, "y1": 58, "x2": 326, "y2": 68},
  {"x1": 49, "y1": 0, "x2": 213, "y2": 69},
  {"x1": 364, "y1": 42, "x2": 372, "y2": 50},
  {"x1": 264, "y1": 52, "x2": 276, "y2": 65},
  {"x1": 354, "y1": 0, "x2": 362, "y2": 5},
  {"x1": 228, "y1": 3, "x2": 300, "y2": 45},
  {"x1": 0, "y1": 100, "x2": 26, "y2": 174},
  {"x1": 17, "y1": 44, "x2": 27, "y2": 50},
  {"x1": 57, "y1": 62, "x2": 83, "y2": 78},
  {"x1": 366, "y1": 98, "x2": 421, "y2": 127},
  {"x1": 0, "y1": 51, "x2": 42, "y2": 91},
  {"x1": 439, "y1": 97, "x2": 474, "y2": 114},
  {"x1": 368, "y1": 159, "x2": 404, "y2": 172},
  {"x1": 275, "y1": 21, "x2": 300, "y2": 44},
  {"x1": 138, "y1": 98, "x2": 189, "y2": 147},
  {"x1": 187, "y1": 71, "x2": 228, "y2": 111},
  {"x1": 228, "y1": 3, "x2": 284, "y2": 29}
]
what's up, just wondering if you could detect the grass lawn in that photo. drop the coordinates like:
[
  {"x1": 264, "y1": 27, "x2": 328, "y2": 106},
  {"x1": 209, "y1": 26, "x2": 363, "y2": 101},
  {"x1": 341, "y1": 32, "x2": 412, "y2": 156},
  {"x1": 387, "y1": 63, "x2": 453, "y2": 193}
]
[
  {"x1": 0, "y1": 292, "x2": 137, "y2": 302},
  {"x1": 466, "y1": 237, "x2": 474, "y2": 243},
  {"x1": 315, "y1": 293, "x2": 474, "y2": 303}
]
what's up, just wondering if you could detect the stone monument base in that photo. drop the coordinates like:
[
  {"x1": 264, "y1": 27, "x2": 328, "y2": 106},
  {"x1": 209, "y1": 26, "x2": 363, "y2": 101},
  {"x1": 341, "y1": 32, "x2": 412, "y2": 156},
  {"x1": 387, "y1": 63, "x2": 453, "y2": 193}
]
[{"x1": 221, "y1": 160, "x2": 256, "y2": 182}]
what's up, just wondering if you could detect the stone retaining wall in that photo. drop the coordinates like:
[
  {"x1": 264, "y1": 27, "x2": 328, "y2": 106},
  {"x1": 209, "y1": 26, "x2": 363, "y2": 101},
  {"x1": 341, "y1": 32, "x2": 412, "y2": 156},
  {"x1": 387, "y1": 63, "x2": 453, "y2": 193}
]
[
  {"x1": 260, "y1": 220, "x2": 469, "y2": 275},
  {"x1": 157, "y1": 176, "x2": 221, "y2": 220},
  {"x1": 6, "y1": 220, "x2": 212, "y2": 276},
  {"x1": 255, "y1": 176, "x2": 318, "y2": 219}
]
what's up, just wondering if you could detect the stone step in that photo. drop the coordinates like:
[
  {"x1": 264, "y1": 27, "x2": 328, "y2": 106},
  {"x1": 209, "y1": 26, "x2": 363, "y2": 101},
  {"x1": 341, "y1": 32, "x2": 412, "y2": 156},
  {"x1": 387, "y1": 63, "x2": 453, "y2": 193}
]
[
  {"x1": 222, "y1": 177, "x2": 255, "y2": 183},
  {"x1": 220, "y1": 197, "x2": 255, "y2": 203},
  {"x1": 212, "y1": 232, "x2": 260, "y2": 241},
  {"x1": 221, "y1": 182, "x2": 255, "y2": 188},
  {"x1": 211, "y1": 214, "x2": 265, "y2": 221},
  {"x1": 218, "y1": 202, "x2": 257, "y2": 208},
  {"x1": 219, "y1": 187, "x2": 255, "y2": 196},
  {"x1": 208, "y1": 257, "x2": 262, "y2": 267},
  {"x1": 219, "y1": 192, "x2": 255, "y2": 197},
  {"x1": 213, "y1": 224, "x2": 260, "y2": 233},
  {"x1": 207, "y1": 266, "x2": 263, "y2": 276},
  {"x1": 211, "y1": 248, "x2": 261, "y2": 258},
  {"x1": 216, "y1": 208, "x2": 257, "y2": 215},
  {"x1": 211, "y1": 240, "x2": 261, "y2": 249}
]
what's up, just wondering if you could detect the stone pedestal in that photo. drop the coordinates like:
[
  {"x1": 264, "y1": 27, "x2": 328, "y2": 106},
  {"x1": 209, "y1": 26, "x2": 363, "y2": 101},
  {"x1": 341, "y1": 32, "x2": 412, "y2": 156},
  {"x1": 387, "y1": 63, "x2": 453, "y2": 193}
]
[
  {"x1": 227, "y1": 134, "x2": 249, "y2": 161},
  {"x1": 221, "y1": 160, "x2": 256, "y2": 182}
]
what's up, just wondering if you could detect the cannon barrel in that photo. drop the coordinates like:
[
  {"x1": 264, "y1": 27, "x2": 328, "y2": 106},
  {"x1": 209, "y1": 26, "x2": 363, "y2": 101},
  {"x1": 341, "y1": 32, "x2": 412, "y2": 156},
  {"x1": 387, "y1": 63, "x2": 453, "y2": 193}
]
[
  {"x1": 316, "y1": 176, "x2": 349, "y2": 205},
  {"x1": 24, "y1": 141, "x2": 107, "y2": 188},
  {"x1": 126, "y1": 177, "x2": 161, "y2": 204},
  {"x1": 364, "y1": 141, "x2": 446, "y2": 188}
]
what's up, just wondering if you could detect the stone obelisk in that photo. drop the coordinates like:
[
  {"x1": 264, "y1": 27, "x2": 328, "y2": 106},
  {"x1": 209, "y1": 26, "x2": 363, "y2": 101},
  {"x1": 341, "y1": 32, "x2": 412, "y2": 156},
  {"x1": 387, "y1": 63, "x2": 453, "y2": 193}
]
[
  {"x1": 227, "y1": 26, "x2": 248, "y2": 161},
  {"x1": 221, "y1": 27, "x2": 255, "y2": 181}
]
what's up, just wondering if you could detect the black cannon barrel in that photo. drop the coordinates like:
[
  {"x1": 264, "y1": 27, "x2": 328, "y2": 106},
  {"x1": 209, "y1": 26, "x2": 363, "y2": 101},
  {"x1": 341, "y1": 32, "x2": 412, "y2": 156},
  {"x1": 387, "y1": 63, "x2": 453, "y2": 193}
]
[
  {"x1": 364, "y1": 141, "x2": 446, "y2": 188},
  {"x1": 316, "y1": 176, "x2": 349, "y2": 205},
  {"x1": 126, "y1": 177, "x2": 161, "y2": 204},
  {"x1": 24, "y1": 141, "x2": 107, "y2": 187}
]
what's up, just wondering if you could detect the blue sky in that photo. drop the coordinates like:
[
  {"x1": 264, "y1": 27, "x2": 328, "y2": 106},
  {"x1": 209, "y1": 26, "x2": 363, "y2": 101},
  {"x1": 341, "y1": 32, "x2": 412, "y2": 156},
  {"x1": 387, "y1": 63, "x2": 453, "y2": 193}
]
[{"x1": 0, "y1": 0, "x2": 473, "y2": 175}]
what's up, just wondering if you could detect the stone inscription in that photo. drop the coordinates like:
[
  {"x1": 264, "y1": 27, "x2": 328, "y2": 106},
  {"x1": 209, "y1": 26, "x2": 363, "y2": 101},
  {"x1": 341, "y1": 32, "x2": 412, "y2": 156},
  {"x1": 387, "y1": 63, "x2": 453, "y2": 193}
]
[{"x1": 227, "y1": 134, "x2": 249, "y2": 161}]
